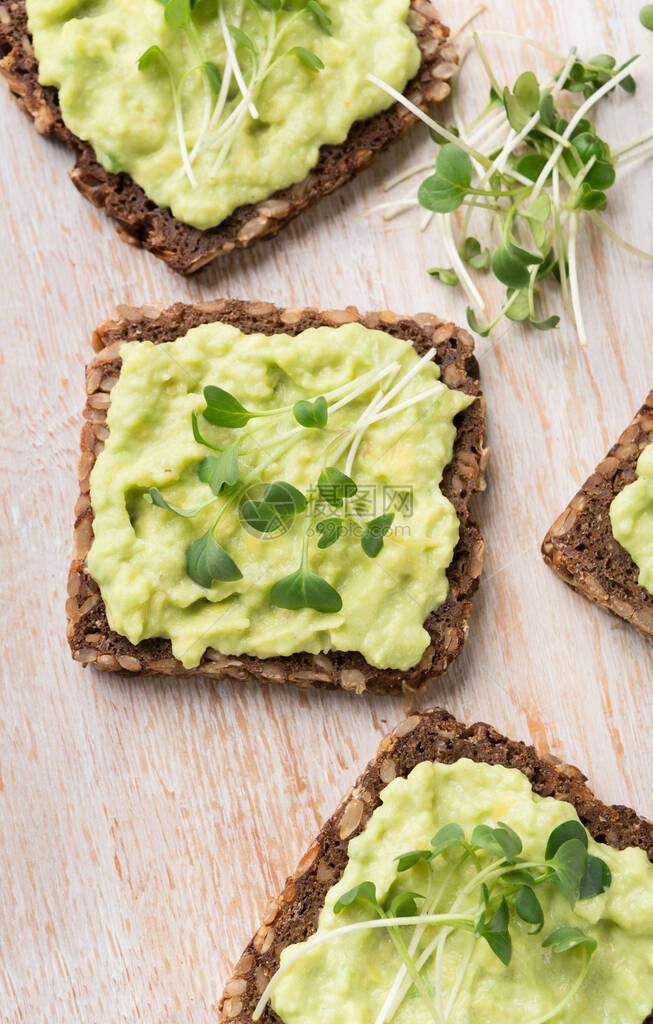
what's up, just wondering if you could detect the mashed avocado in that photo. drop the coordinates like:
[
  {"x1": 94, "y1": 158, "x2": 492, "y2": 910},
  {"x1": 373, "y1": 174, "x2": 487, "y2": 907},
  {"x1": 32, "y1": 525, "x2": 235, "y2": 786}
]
[
  {"x1": 272, "y1": 760, "x2": 653, "y2": 1024},
  {"x1": 26, "y1": 0, "x2": 421, "y2": 230},
  {"x1": 610, "y1": 441, "x2": 653, "y2": 596},
  {"x1": 87, "y1": 322, "x2": 473, "y2": 669}
]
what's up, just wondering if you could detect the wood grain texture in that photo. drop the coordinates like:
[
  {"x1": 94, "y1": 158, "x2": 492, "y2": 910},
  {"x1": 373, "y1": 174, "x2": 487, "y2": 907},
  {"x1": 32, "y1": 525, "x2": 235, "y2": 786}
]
[{"x1": 0, "y1": 2, "x2": 651, "y2": 1021}]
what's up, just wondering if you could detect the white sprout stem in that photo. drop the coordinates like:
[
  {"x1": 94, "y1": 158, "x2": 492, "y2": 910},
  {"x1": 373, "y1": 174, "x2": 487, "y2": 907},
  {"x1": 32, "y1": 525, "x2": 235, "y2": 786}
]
[
  {"x1": 173, "y1": 83, "x2": 198, "y2": 186},
  {"x1": 552, "y1": 166, "x2": 571, "y2": 315},
  {"x1": 464, "y1": 29, "x2": 566, "y2": 62},
  {"x1": 588, "y1": 211, "x2": 653, "y2": 263},
  {"x1": 524, "y1": 952, "x2": 593, "y2": 1024},
  {"x1": 613, "y1": 128, "x2": 653, "y2": 158},
  {"x1": 362, "y1": 384, "x2": 446, "y2": 426},
  {"x1": 374, "y1": 862, "x2": 462, "y2": 1024},
  {"x1": 365, "y1": 74, "x2": 492, "y2": 169},
  {"x1": 567, "y1": 210, "x2": 587, "y2": 346},
  {"x1": 219, "y1": 4, "x2": 258, "y2": 119},
  {"x1": 241, "y1": 362, "x2": 403, "y2": 457},
  {"x1": 384, "y1": 161, "x2": 435, "y2": 192},
  {"x1": 440, "y1": 214, "x2": 487, "y2": 311},
  {"x1": 209, "y1": 28, "x2": 276, "y2": 177},
  {"x1": 344, "y1": 384, "x2": 394, "y2": 478},
  {"x1": 449, "y1": 4, "x2": 486, "y2": 43},
  {"x1": 444, "y1": 934, "x2": 476, "y2": 1021},
  {"x1": 251, "y1": 914, "x2": 471, "y2": 1021},
  {"x1": 421, "y1": 210, "x2": 435, "y2": 232},
  {"x1": 208, "y1": 1, "x2": 243, "y2": 130},
  {"x1": 616, "y1": 144, "x2": 653, "y2": 168},
  {"x1": 341, "y1": 351, "x2": 438, "y2": 476},
  {"x1": 366, "y1": 198, "x2": 420, "y2": 218},
  {"x1": 530, "y1": 53, "x2": 648, "y2": 203}
]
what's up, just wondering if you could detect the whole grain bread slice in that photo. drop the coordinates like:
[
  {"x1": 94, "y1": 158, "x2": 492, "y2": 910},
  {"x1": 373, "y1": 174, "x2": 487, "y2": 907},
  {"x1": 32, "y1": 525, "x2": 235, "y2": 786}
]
[
  {"x1": 542, "y1": 391, "x2": 653, "y2": 640},
  {"x1": 217, "y1": 706, "x2": 653, "y2": 1023},
  {"x1": 67, "y1": 298, "x2": 486, "y2": 695},
  {"x1": 0, "y1": 0, "x2": 456, "y2": 275}
]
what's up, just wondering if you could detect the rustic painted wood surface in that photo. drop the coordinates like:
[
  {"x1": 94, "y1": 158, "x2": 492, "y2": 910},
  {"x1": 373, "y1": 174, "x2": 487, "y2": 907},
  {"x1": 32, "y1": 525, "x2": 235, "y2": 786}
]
[{"x1": 1, "y1": 2, "x2": 652, "y2": 1021}]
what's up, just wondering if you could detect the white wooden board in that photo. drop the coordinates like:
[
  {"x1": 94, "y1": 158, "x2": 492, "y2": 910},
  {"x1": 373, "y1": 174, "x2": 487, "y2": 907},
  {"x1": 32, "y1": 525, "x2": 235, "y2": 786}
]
[{"x1": 1, "y1": 1, "x2": 652, "y2": 1020}]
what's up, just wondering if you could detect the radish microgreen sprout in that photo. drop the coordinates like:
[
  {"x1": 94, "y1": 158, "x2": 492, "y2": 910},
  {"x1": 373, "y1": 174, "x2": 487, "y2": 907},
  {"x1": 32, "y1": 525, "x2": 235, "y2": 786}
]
[
  {"x1": 145, "y1": 351, "x2": 453, "y2": 597},
  {"x1": 368, "y1": 14, "x2": 653, "y2": 345},
  {"x1": 253, "y1": 818, "x2": 611, "y2": 1022},
  {"x1": 139, "y1": 0, "x2": 329, "y2": 183}
]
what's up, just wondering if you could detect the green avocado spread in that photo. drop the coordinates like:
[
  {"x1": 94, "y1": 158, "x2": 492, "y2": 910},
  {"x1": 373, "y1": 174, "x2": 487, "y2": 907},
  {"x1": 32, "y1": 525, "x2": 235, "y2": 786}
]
[
  {"x1": 271, "y1": 760, "x2": 653, "y2": 1024},
  {"x1": 610, "y1": 441, "x2": 653, "y2": 596},
  {"x1": 26, "y1": 0, "x2": 420, "y2": 230},
  {"x1": 87, "y1": 321, "x2": 473, "y2": 669}
]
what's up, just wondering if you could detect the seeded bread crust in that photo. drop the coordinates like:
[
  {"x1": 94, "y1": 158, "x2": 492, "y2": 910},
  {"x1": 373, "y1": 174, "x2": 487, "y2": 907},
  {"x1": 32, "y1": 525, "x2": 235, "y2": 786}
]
[
  {"x1": 542, "y1": 391, "x2": 653, "y2": 640},
  {"x1": 217, "y1": 706, "x2": 653, "y2": 1023},
  {"x1": 67, "y1": 298, "x2": 486, "y2": 694},
  {"x1": 0, "y1": 0, "x2": 457, "y2": 275}
]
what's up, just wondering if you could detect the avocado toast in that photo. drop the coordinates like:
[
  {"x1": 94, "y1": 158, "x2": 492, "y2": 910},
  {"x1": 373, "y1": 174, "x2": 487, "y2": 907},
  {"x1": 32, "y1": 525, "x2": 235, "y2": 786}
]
[
  {"x1": 67, "y1": 298, "x2": 486, "y2": 694},
  {"x1": 219, "y1": 707, "x2": 653, "y2": 1024},
  {"x1": 0, "y1": 0, "x2": 457, "y2": 274},
  {"x1": 542, "y1": 390, "x2": 653, "y2": 640}
]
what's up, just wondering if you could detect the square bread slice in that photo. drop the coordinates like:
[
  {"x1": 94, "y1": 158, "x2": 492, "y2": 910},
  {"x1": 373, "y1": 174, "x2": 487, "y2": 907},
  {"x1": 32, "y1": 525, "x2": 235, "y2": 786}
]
[
  {"x1": 0, "y1": 1, "x2": 457, "y2": 275},
  {"x1": 542, "y1": 391, "x2": 653, "y2": 640},
  {"x1": 67, "y1": 298, "x2": 486, "y2": 695},
  {"x1": 217, "y1": 706, "x2": 653, "y2": 1023}
]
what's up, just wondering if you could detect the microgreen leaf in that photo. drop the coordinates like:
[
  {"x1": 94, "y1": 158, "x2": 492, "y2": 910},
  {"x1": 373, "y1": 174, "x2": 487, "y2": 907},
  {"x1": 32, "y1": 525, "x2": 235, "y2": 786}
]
[
  {"x1": 269, "y1": 568, "x2": 342, "y2": 614},
  {"x1": 515, "y1": 886, "x2": 544, "y2": 933},
  {"x1": 186, "y1": 531, "x2": 243, "y2": 587},
  {"x1": 462, "y1": 236, "x2": 491, "y2": 270},
  {"x1": 418, "y1": 144, "x2": 474, "y2": 214},
  {"x1": 306, "y1": 0, "x2": 332, "y2": 34},
  {"x1": 479, "y1": 898, "x2": 512, "y2": 965},
  {"x1": 263, "y1": 481, "x2": 307, "y2": 517},
  {"x1": 229, "y1": 24, "x2": 258, "y2": 55},
  {"x1": 293, "y1": 396, "x2": 328, "y2": 428},
  {"x1": 549, "y1": 838, "x2": 588, "y2": 906},
  {"x1": 579, "y1": 855, "x2": 612, "y2": 899},
  {"x1": 530, "y1": 313, "x2": 561, "y2": 331},
  {"x1": 542, "y1": 926, "x2": 597, "y2": 956},
  {"x1": 162, "y1": 0, "x2": 191, "y2": 29},
  {"x1": 492, "y1": 245, "x2": 532, "y2": 289},
  {"x1": 545, "y1": 821, "x2": 589, "y2": 860},
  {"x1": 395, "y1": 850, "x2": 433, "y2": 873},
  {"x1": 466, "y1": 307, "x2": 491, "y2": 338},
  {"x1": 515, "y1": 153, "x2": 548, "y2": 182},
  {"x1": 288, "y1": 45, "x2": 325, "y2": 71},
  {"x1": 361, "y1": 513, "x2": 394, "y2": 558},
  {"x1": 318, "y1": 467, "x2": 357, "y2": 508},
  {"x1": 386, "y1": 891, "x2": 423, "y2": 918},
  {"x1": 641, "y1": 5, "x2": 653, "y2": 30},
  {"x1": 505, "y1": 289, "x2": 530, "y2": 323},
  {"x1": 203, "y1": 386, "x2": 252, "y2": 428},
  {"x1": 334, "y1": 881, "x2": 379, "y2": 914},
  {"x1": 198, "y1": 441, "x2": 240, "y2": 495},
  {"x1": 191, "y1": 410, "x2": 222, "y2": 451},
  {"x1": 138, "y1": 44, "x2": 169, "y2": 72},
  {"x1": 241, "y1": 499, "x2": 285, "y2": 534},
  {"x1": 148, "y1": 487, "x2": 212, "y2": 518},
  {"x1": 471, "y1": 823, "x2": 522, "y2": 861},
  {"x1": 430, "y1": 823, "x2": 466, "y2": 856},
  {"x1": 428, "y1": 267, "x2": 459, "y2": 286},
  {"x1": 316, "y1": 517, "x2": 344, "y2": 549},
  {"x1": 202, "y1": 60, "x2": 222, "y2": 94}
]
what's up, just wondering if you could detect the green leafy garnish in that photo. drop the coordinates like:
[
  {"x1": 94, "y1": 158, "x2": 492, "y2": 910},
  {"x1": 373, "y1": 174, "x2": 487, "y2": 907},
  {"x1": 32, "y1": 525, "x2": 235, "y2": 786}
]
[
  {"x1": 361, "y1": 513, "x2": 394, "y2": 558},
  {"x1": 316, "y1": 516, "x2": 344, "y2": 549},
  {"x1": 318, "y1": 467, "x2": 357, "y2": 508},
  {"x1": 293, "y1": 396, "x2": 328, "y2": 428},
  {"x1": 287, "y1": 45, "x2": 325, "y2": 72},
  {"x1": 370, "y1": 21, "x2": 653, "y2": 345},
  {"x1": 269, "y1": 567, "x2": 342, "y2": 614},
  {"x1": 198, "y1": 440, "x2": 240, "y2": 495},
  {"x1": 186, "y1": 531, "x2": 242, "y2": 587}
]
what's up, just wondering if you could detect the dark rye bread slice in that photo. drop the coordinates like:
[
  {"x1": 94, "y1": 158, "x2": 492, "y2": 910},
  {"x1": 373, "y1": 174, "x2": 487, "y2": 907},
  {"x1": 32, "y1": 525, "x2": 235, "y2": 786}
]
[
  {"x1": 542, "y1": 391, "x2": 653, "y2": 640},
  {"x1": 217, "y1": 706, "x2": 653, "y2": 1023},
  {"x1": 0, "y1": 0, "x2": 457, "y2": 275},
  {"x1": 67, "y1": 298, "x2": 486, "y2": 695}
]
